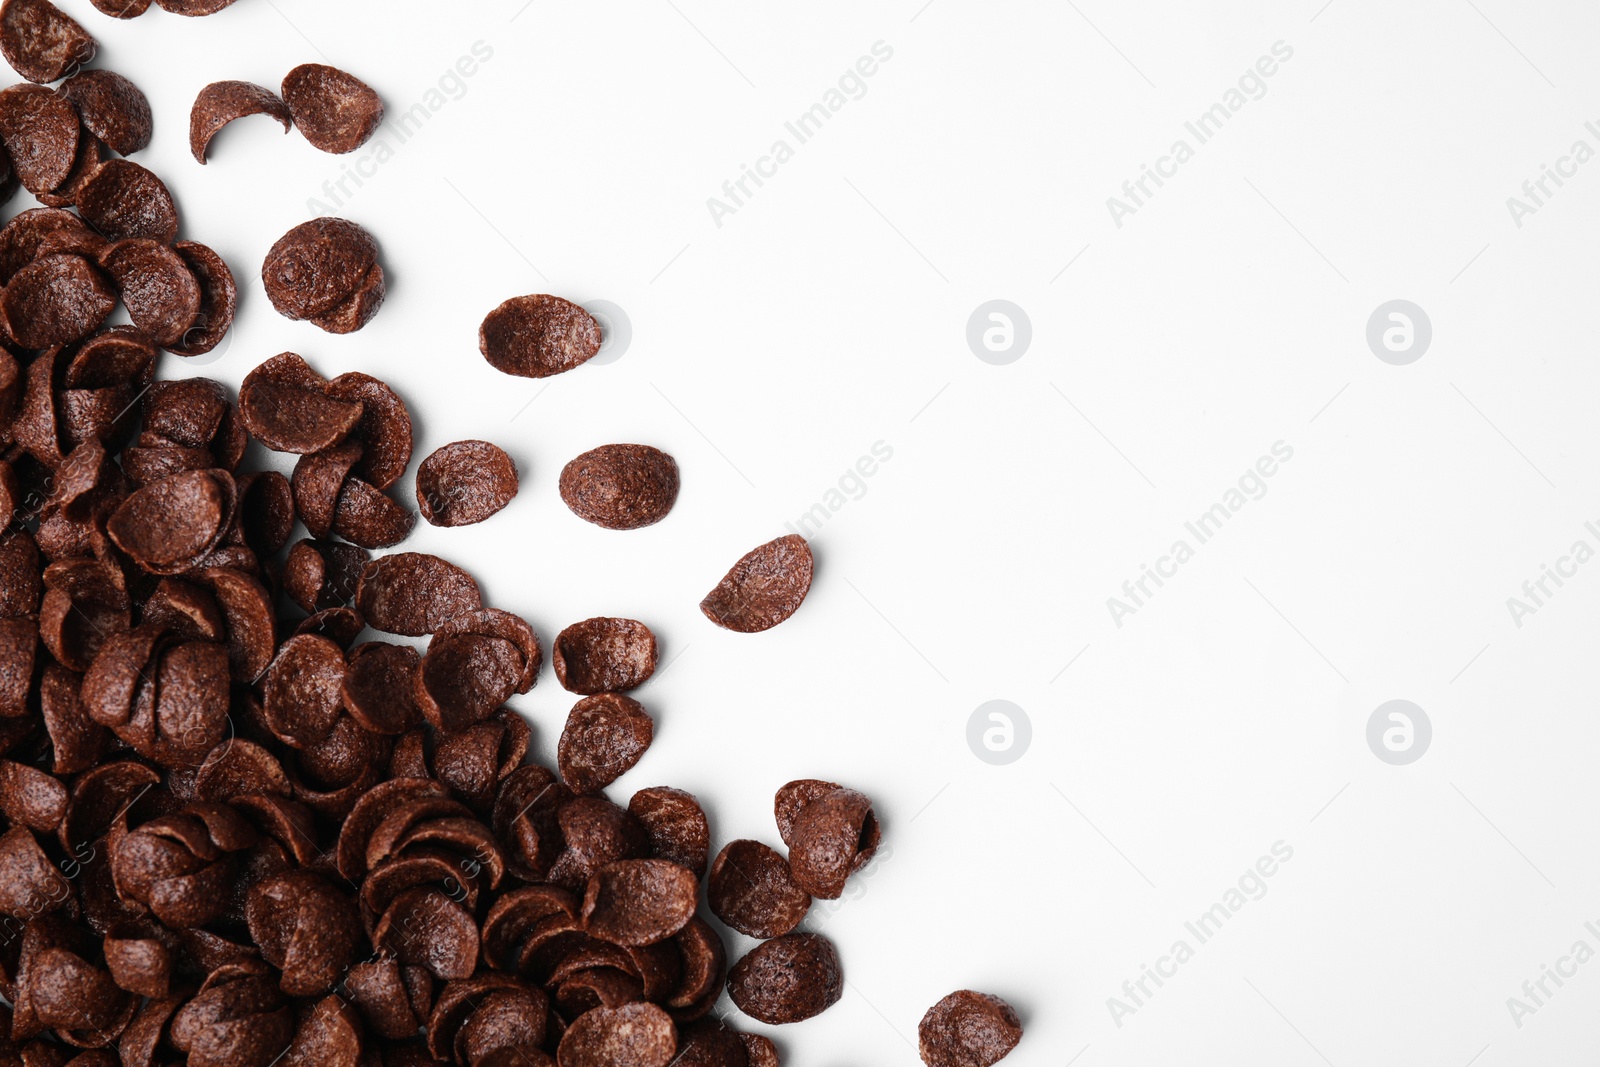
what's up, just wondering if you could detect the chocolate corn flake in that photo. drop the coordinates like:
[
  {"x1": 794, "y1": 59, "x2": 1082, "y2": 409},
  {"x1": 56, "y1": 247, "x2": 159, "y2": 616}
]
[
  {"x1": 628, "y1": 786, "x2": 709, "y2": 878},
  {"x1": 0, "y1": 0, "x2": 95, "y2": 84},
  {"x1": 61, "y1": 68, "x2": 151, "y2": 155},
  {"x1": 708, "y1": 839, "x2": 811, "y2": 940},
  {"x1": 480, "y1": 294, "x2": 602, "y2": 379},
  {"x1": 557, "y1": 1002, "x2": 677, "y2": 1067},
  {"x1": 558, "y1": 693, "x2": 653, "y2": 795},
  {"x1": 783, "y1": 783, "x2": 880, "y2": 901},
  {"x1": 700, "y1": 534, "x2": 814, "y2": 634},
  {"x1": 581, "y1": 859, "x2": 698, "y2": 948},
  {"x1": 1, "y1": 251, "x2": 115, "y2": 348},
  {"x1": 553, "y1": 617, "x2": 657, "y2": 694},
  {"x1": 190, "y1": 80, "x2": 291, "y2": 163},
  {"x1": 356, "y1": 551, "x2": 482, "y2": 636},
  {"x1": 0, "y1": 83, "x2": 78, "y2": 193},
  {"x1": 559, "y1": 444, "x2": 679, "y2": 531},
  {"x1": 416, "y1": 439, "x2": 518, "y2": 527},
  {"x1": 728, "y1": 933, "x2": 843, "y2": 1025},
  {"x1": 168, "y1": 240, "x2": 237, "y2": 356},
  {"x1": 105, "y1": 468, "x2": 230, "y2": 573},
  {"x1": 76, "y1": 158, "x2": 179, "y2": 243},
  {"x1": 325, "y1": 371, "x2": 412, "y2": 490},
  {"x1": 262, "y1": 217, "x2": 385, "y2": 332},
  {"x1": 101, "y1": 238, "x2": 202, "y2": 347},
  {"x1": 281, "y1": 62, "x2": 384, "y2": 155},
  {"x1": 239, "y1": 352, "x2": 364, "y2": 455},
  {"x1": 918, "y1": 991, "x2": 1023, "y2": 1067}
]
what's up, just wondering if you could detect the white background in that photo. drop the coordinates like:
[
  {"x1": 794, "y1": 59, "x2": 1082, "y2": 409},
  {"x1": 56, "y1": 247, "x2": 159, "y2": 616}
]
[{"x1": 56, "y1": 0, "x2": 1600, "y2": 1062}]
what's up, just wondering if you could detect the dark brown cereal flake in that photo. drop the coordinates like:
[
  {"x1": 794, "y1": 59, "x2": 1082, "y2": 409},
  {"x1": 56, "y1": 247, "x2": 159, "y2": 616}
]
[
  {"x1": 334, "y1": 776, "x2": 449, "y2": 879},
  {"x1": 341, "y1": 641, "x2": 422, "y2": 735},
  {"x1": 581, "y1": 859, "x2": 698, "y2": 947},
  {"x1": 168, "y1": 240, "x2": 237, "y2": 356},
  {"x1": 374, "y1": 885, "x2": 479, "y2": 981},
  {"x1": 708, "y1": 840, "x2": 811, "y2": 940},
  {"x1": 742, "y1": 1034, "x2": 780, "y2": 1067},
  {"x1": 786, "y1": 786, "x2": 880, "y2": 900},
  {"x1": 197, "y1": 565, "x2": 277, "y2": 682},
  {"x1": 415, "y1": 630, "x2": 523, "y2": 734},
  {"x1": 76, "y1": 158, "x2": 179, "y2": 243},
  {"x1": 262, "y1": 632, "x2": 346, "y2": 749},
  {"x1": 558, "y1": 693, "x2": 653, "y2": 795},
  {"x1": 0, "y1": 758, "x2": 67, "y2": 831},
  {"x1": 100, "y1": 239, "x2": 202, "y2": 347},
  {"x1": 546, "y1": 795, "x2": 648, "y2": 893},
  {"x1": 37, "y1": 124, "x2": 102, "y2": 207},
  {"x1": 480, "y1": 294, "x2": 602, "y2": 379},
  {"x1": 700, "y1": 534, "x2": 814, "y2": 634},
  {"x1": 235, "y1": 470, "x2": 295, "y2": 559},
  {"x1": 103, "y1": 920, "x2": 174, "y2": 999},
  {"x1": 262, "y1": 217, "x2": 383, "y2": 329},
  {"x1": 294, "y1": 604, "x2": 365, "y2": 649},
  {"x1": 0, "y1": 0, "x2": 95, "y2": 84},
  {"x1": 672, "y1": 1020, "x2": 751, "y2": 1067},
  {"x1": 553, "y1": 617, "x2": 657, "y2": 694},
  {"x1": 727, "y1": 933, "x2": 843, "y2": 1025},
  {"x1": 239, "y1": 353, "x2": 364, "y2": 455},
  {"x1": 281, "y1": 995, "x2": 363, "y2": 1067},
  {"x1": 330, "y1": 475, "x2": 414, "y2": 549},
  {"x1": 42, "y1": 661, "x2": 107, "y2": 775},
  {"x1": 0, "y1": 205, "x2": 96, "y2": 282},
  {"x1": 0, "y1": 825, "x2": 68, "y2": 917},
  {"x1": 344, "y1": 958, "x2": 424, "y2": 1039},
  {"x1": 106, "y1": 469, "x2": 230, "y2": 574},
  {"x1": 190, "y1": 80, "x2": 290, "y2": 163},
  {"x1": 60, "y1": 68, "x2": 151, "y2": 155},
  {"x1": 1, "y1": 252, "x2": 115, "y2": 348},
  {"x1": 290, "y1": 438, "x2": 361, "y2": 539},
  {"x1": 325, "y1": 371, "x2": 411, "y2": 490},
  {"x1": 355, "y1": 551, "x2": 482, "y2": 636},
  {"x1": 918, "y1": 991, "x2": 1023, "y2": 1067},
  {"x1": 167, "y1": 962, "x2": 294, "y2": 1067},
  {"x1": 282, "y1": 537, "x2": 367, "y2": 613},
  {"x1": 666, "y1": 916, "x2": 727, "y2": 1021},
  {"x1": 281, "y1": 63, "x2": 384, "y2": 155},
  {"x1": 491, "y1": 766, "x2": 571, "y2": 883},
  {"x1": 110, "y1": 803, "x2": 256, "y2": 927},
  {"x1": 433, "y1": 608, "x2": 541, "y2": 693},
  {"x1": 426, "y1": 974, "x2": 550, "y2": 1065},
  {"x1": 773, "y1": 778, "x2": 839, "y2": 849},
  {"x1": 64, "y1": 321, "x2": 154, "y2": 387},
  {"x1": 143, "y1": 376, "x2": 226, "y2": 447},
  {"x1": 556, "y1": 1002, "x2": 676, "y2": 1067},
  {"x1": 0, "y1": 83, "x2": 78, "y2": 193},
  {"x1": 245, "y1": 870, "x2": 359, "y2": 996},
  {"x1": 416, "y1": 440, "x2": 518, "y2": 527},
  {"x1": 628, "y1": 786, "x2": 709, "y2": 877},
  {"x1": 559, "y1": 444, "x2": 679, "y2": 531}
]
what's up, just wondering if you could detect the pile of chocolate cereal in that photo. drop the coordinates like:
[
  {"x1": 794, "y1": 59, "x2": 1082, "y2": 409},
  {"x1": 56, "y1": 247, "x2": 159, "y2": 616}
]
[{"x1": 0, "y1": 2, "x2": 1026, "y2": 1066}]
